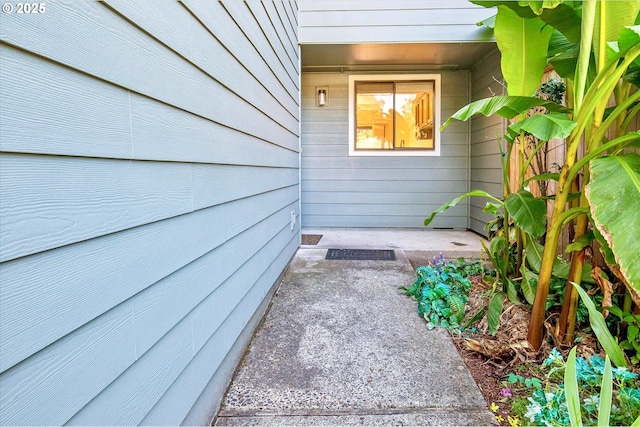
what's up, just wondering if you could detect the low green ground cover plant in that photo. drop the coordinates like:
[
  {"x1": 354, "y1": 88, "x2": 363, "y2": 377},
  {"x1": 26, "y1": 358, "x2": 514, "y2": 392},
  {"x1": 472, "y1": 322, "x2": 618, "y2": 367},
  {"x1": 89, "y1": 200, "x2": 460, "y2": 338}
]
[
  {"x1": 532, "y1": 349, "x2": 639, "y2": 426},
  {"x1": 495, "y1": 349, "x2": 640, "y2": 427},
  {"x1": 402, "y1": 255, "x2": 484, "y2": 331}
]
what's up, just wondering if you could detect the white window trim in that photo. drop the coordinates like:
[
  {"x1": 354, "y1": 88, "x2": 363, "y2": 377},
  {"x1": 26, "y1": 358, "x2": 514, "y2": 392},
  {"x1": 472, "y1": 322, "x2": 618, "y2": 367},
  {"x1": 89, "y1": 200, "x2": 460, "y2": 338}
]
[{"x1": 348, "y1": 74, "x2": 441, "y2": 157}]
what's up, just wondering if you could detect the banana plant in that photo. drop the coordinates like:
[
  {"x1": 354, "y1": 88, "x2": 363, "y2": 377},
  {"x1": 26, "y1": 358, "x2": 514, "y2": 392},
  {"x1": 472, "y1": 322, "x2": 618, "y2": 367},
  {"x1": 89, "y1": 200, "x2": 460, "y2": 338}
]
[
  {"x1": 471, "y1": 1, "x2": 640, "y2": 350},
  {"x1": 527, "y1": 3, "x2": 640, "y2": 350},
  {"x1": 431, "y1": 0, "x2": 640, "y2": 348}
]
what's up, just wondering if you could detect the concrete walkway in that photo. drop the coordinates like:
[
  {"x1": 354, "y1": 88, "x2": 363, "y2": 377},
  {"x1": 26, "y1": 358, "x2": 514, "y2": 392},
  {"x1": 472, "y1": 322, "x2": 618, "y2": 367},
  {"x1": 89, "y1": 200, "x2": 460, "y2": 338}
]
[{"x1": 215, "y1": 229, "x2": 495, "y2": 426}]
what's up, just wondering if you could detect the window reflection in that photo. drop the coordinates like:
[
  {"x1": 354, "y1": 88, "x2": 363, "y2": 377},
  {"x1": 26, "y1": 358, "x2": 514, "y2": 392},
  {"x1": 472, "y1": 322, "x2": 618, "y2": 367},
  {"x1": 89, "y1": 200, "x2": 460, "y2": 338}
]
[{"x1": 355, "y1": 80, "x2": 435, "y2": 150}]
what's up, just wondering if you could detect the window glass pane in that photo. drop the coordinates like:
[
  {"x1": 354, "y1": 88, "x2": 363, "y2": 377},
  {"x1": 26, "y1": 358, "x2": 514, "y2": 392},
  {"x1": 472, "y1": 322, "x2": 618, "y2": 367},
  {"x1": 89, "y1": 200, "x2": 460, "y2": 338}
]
[
  {"x1": 355, "y1": 82, "x2": 394, "y2": 149},
  {"x1": 394, "y1": 81, "x2": 435, "y2": 149}
]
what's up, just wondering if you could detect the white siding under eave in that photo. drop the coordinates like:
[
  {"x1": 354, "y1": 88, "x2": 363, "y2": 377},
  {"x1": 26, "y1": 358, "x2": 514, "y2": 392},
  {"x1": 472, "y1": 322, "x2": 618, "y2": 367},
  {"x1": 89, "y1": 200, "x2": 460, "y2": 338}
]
[
  {"x1": 0, "y1": 1, "x2": 300, "y2": 425},
  {"x1": 299, "y1": 0, "x2": 495, "y2": 44},
  {"x1": 301, "y1": 71, "x2": 470, "y2": 228},
  {"x1": 469, "y1": 48, "x2": 505, "y2": 235}
]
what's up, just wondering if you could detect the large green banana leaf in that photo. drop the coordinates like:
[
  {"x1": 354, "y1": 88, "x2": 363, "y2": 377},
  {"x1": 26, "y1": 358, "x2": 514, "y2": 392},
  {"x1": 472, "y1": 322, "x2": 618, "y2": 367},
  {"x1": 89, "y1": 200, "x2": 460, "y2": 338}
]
[
  {"x1": 548, "y1": 30, "x2": 581, "y2": 79},
  {"x1": 495, "y1": 5, "x2": 553, "y2": 97},
  {"x1": 618, "y1": 25, "x2": 640, "y2": 71},
  {"x1": 620, "y1": 25, "x2": 640, "y2": 54},
  {"x1": 593, "y1": 1, "x2": 640, "y2": 70},
  {"x1": 424, "y1": 190, "x2": 502, "y2": 227},
  {"x1": 585, "y1": 153, "x2": 640, "y2": 304},
  {"x1": 508, "y1": 112, "x2": 576, "y2": 141},
  {"x1": 536, "y1": 3, "x2": 582, "y2": 43},
  {"x1": 440, "y1": 96, "x2": 568, "y2": 130},
  {"x1": 471, "y1": 1, "x2": 536, "y2": 18},
  {"x1": 505, "y1": 190, "x2": 547, "y2": 238},
  {"x1": 473, "y1": 1, "x2": 582, "y2": 42}
]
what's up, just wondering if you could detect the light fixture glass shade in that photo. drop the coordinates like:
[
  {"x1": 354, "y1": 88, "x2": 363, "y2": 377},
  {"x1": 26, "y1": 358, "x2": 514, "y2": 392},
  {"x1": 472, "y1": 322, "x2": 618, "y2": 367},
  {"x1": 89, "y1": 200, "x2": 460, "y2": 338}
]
[{"x1": 317, "y1": 89, "x2": 327, "y2": 106}]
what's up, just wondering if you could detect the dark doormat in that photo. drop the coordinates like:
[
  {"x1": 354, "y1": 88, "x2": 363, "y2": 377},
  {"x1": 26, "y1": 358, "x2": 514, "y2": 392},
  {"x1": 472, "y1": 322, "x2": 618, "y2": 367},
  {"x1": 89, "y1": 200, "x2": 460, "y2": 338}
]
[
  {"x1": 302, "y1": 234, "x2": 322, "y2": 245},
  {"x1": 326, "y1": 248, "x2": 396, "y2": 261}
]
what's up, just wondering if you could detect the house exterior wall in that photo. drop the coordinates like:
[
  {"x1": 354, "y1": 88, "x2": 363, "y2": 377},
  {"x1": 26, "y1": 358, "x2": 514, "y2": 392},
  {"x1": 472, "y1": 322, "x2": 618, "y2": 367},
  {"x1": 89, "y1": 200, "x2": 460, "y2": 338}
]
[
  {"x1": 301, "y1": 71, "x2": 470, "y2": 228},
  {"x1": 299, "y1": 0, "x2": 495, "y2": 44},
  {"x1": 469, "y1": 48, "x2": 505, "y2": 235},
  {"x1": 0, "y1": 1, "x2": 300, "y2": 425}
]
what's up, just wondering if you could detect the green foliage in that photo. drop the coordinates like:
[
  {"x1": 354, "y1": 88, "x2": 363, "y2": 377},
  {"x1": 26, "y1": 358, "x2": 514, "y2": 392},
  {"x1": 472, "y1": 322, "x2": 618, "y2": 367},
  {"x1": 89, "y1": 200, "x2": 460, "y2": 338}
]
[
  {"x1": 520, "y1": 269, "x2": 609, "y2": 327},
  {"x1": 508, "y1": 111, "x2": 576, "y2": 142},
  {"x1": 424, "y1": 190, "x2": 501, "y2": 227},
  {"x1": 453, "y1": 256, "x2": 486, "y2": 277},
  {"x1": 402, "y1": 255, "x2": 483, "y2": 331},
  {"x1": 521, "y1": 348, "x2": 640, "y2": 426},
  {"x1": 504, "y1": 190, "x2": 547, "y2": 238},
  {"x1": 487, "y1": 291, "x2": 505, "y2": 335},
  {"x1": 494, "y1": 4, "x2": 553, "y2": 96},
  {"x1": 545, "y1": 275, "x2": 590, "y2": 325},
  {"x1": 608, "y1": 305, "x2": 640, "y2": 364},
  {"x1": 586, "y1": 153, "x2": 640, "y2": 303},
  {"x1": 538, "y1": 78, "x2": 566, "y2": 104},
  {"x1": 479, "y1": 235, "x2": 518, "y2": 334},
  {"x1": 564, "y1": 348, "x2": 584, "y2": 427},
  {"x1": 440, "y1": 96, "x2": 568, "y2": 130},
  {"x1": 525, "y1": 237, "x2": 595, "y2": 284},
  {"x1": 483, "y1": 236, "x2": 510, "y2": 279},
  {"x1": 553, "y1": 283, "x2": 640, "y2": 426},
  {"x1": 506, "y1": 372, "x2": 543, "y2": 390},
  {"x1": 572, "y1": 282, "x2": 628, "y2": 368}
]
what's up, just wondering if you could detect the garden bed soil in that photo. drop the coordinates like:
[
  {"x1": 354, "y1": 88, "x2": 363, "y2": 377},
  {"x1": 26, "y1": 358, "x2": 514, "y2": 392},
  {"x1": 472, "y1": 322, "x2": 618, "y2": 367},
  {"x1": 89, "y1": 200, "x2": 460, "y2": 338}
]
[{"x1": 452, "y1": 276, "x2": 604, "y2": 426}]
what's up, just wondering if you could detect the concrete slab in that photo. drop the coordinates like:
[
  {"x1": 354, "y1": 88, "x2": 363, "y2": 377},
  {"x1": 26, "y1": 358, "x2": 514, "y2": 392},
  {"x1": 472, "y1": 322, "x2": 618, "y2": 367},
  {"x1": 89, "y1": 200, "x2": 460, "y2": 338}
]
[
  {"x1": 301, "y1": 227, "x2": 486, "y2": 253},
  {"x1": 302, "y1": 227, "x2": 488, "y2": 271},
  {"x1": 215, "y1": 244, "x2": 496, "y2": 426}
]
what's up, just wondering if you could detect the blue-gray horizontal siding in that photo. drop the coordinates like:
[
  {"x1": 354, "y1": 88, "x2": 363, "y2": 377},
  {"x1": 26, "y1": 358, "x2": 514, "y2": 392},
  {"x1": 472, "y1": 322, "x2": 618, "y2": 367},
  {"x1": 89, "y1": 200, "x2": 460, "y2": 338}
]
[
  {"x1": 469, "y1": 48, "x2": 504, "y2": 235},
  {"x1": 299, "y1": 0, "x2": 495, "y2": 43},
  {"x1": 301, "y1": 72, "x2": 469, "y2": 228},
  {"x1": 0, "y1": 1, "x2": 299, "y2": 425}
]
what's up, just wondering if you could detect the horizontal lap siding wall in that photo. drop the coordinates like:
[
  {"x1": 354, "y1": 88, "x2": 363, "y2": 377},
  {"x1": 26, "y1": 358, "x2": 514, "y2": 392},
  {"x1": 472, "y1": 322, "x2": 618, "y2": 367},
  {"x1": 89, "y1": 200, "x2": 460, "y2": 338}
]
[
  {"x1": 0, "y1": 1, "x2": 300, "y2": 425},
  {"x1": 301, "y1": 72, "x2": 469, "y2": 228},
  {"x1": 469, "y1": 48, "x2": 504, "y2": 235},
  {"x1": 299, "y1": 0, "x2": 495, "y2": 43}
]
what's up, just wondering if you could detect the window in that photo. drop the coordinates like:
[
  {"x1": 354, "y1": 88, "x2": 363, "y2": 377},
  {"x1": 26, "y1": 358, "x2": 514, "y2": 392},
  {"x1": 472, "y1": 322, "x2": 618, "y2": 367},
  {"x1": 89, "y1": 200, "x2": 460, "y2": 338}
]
[{"x1": 348, "y1": 74, "x2": 441, "y2": 156}]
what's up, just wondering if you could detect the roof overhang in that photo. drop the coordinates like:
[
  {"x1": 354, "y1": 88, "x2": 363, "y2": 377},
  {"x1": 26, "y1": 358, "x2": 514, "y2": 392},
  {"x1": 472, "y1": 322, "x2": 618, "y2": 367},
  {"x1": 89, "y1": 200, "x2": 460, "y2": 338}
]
[{"x1": 301, "y1": 42, "x2": 497, "y2": 72}]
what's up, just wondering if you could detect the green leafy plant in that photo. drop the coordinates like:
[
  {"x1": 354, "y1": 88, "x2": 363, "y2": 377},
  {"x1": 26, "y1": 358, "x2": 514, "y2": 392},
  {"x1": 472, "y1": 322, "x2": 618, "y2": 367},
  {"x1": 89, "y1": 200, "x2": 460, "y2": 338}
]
[
  {"x1": 402, "y1": 254, "x2": 482, "y2": 331},
  {"x1": 608, "y1": 305, "x2": 640, "y2": 364},
  {"x1": 521, "y1": 348, "x2": 640, "y2": 426},
  {"x1": 500, "y1": 370, "x2": 545, "y2": 423},
  {"x1": 506, "y1": 372, "x2": 543, "y2": 391},
  {"x1": 522, "y1": 79, "x2": 567, "y2": 203},
  {"x1": 545, "y1": 276, "x2": 583, "y2": 318},
  {"x1": 558, "y1": 281, "x2": 639, "y2": 426},
  {"x1": 572, "y1": 282, "x2": 627, "y2": 368}
]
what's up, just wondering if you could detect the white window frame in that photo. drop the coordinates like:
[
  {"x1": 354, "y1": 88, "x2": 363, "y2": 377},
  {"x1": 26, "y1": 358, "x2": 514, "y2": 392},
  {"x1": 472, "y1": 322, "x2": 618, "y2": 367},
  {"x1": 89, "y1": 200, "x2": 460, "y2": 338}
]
[{"x1": 348, "y1": 74, "x2": 441, "y2": 157}]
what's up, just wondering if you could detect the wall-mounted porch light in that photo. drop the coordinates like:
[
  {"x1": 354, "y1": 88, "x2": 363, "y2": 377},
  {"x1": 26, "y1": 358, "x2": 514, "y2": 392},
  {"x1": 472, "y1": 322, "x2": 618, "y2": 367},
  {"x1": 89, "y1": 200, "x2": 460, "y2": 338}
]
[{"x1": 316, "y1": 86, "x2": 329, "y2": 107}]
